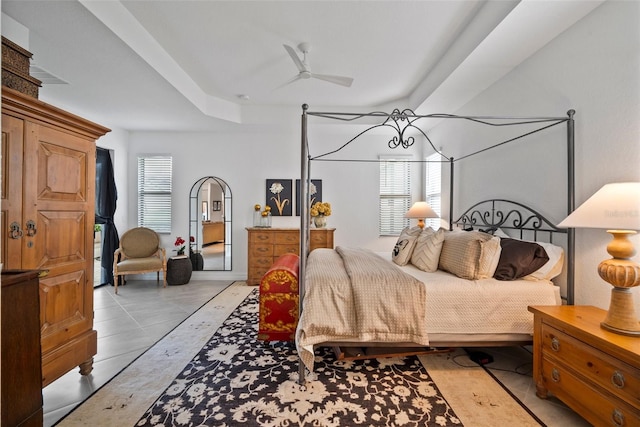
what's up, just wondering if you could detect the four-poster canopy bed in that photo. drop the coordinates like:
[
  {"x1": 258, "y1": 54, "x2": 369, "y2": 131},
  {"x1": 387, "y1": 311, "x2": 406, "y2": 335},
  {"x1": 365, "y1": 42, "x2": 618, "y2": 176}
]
[{"x1": 296, "y1": 105, "x2": 576, "y2": 381}]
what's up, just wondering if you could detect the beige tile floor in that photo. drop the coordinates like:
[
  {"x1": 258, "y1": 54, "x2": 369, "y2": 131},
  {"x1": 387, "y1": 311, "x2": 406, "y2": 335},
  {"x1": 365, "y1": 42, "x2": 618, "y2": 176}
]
[
  {"x1": 43, "y1": 279, "x2": 233, "y2": 426},
  {"x1": 44, "y1": 280, "x2": 590, "y2": 427}
]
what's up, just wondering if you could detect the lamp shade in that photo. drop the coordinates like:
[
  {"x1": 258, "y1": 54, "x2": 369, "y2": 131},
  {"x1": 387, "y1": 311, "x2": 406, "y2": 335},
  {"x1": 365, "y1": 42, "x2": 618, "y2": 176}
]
[
  {"x1": 404, "y1": 202, "x2": 438, "y2": 219},
  {"x1": 558, "y1": 182, "x2": 640, "y2": 230}
]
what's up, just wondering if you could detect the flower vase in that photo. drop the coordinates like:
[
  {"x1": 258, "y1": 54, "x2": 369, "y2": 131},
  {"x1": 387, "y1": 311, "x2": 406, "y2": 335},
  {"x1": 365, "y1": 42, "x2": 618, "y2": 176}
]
[{"x1": 313, "y1": 215, "x2": 327, "y2": 228}]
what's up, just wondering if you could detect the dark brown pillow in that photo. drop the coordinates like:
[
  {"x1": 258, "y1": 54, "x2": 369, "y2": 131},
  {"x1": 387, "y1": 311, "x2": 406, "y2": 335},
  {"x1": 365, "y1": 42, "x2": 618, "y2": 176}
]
[{"x1": 494, "y1": 238, "x2": 549, "y2": 281}]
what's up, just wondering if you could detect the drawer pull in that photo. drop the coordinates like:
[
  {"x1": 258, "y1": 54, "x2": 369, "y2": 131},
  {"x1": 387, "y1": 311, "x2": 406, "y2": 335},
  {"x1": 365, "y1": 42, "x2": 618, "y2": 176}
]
[
  {"x1": 551, "y1": 368, "x2": 560, "y2": 383},
  {"x1": 611, "y1": 371, "x2": 625, "y2": 389},
  {"x1": 550, "y1": 337, "x2": 560, "y2": 352},
  {"x1": 611, "y1": 409, "x2": 625, "y2": 427}
]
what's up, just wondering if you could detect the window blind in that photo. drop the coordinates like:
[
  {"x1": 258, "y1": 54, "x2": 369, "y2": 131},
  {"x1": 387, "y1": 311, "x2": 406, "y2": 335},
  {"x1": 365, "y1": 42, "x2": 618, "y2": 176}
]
[
  {"x1": 379, "y1": 156, "x2": 411, "y2": 235},
  {"x1": 137, "y1": 155, "x2": 172, "y2": 233}
]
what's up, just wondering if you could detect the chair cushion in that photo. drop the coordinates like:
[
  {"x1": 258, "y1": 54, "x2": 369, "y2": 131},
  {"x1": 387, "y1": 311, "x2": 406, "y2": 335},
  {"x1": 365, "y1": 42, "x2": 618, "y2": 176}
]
[
  {"x1": 121, "y1": 227, "x2": 160, "y2": 258},
  {"x1": 117, "y1": 257, "x2": 163, "y2": 273}
]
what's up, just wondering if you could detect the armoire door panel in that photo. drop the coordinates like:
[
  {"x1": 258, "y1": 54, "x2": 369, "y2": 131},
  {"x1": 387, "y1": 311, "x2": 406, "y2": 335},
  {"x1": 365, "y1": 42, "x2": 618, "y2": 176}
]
[
  {"x1": 24, "y1": 210, "x2": 86, "y2": 269},
  {"x1": 39, "y1": 270, "x2": 91, "y2": 352},
  {"x1": 37, "y1": 139, "x2": 87, "y2": 201},
  {"x1": 1, "y1": 114, "x2": 24, "y2": 269}
]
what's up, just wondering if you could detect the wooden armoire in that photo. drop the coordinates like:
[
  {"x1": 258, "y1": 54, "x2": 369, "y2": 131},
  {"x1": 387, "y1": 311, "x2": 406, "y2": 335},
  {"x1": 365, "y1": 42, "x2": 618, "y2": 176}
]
[{"x1": 2, "y1": 86, "x2": 110, "y2": 387}]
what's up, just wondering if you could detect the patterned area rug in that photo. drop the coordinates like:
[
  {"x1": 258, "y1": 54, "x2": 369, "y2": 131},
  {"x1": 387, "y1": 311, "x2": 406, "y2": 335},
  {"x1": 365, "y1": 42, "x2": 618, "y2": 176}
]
[{"x1": 135, "y1": 290, "x2": 460, "y2": 426}]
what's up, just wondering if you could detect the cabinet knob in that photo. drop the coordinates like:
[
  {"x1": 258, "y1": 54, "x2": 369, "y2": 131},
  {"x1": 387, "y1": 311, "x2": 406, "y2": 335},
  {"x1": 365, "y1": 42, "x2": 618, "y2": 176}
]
[
  {"x1": 611, "y1": 409, "x2": 625, "y2": 427},
  {"x1": 611, "y1": 371, "x2": 625, "y2": 389},
  {"x1": 550, "y1": 337, "x2": 560, "y2": 352},
  {"x1": 551, "y1": 368, "x2": 560, "y2": 383}
]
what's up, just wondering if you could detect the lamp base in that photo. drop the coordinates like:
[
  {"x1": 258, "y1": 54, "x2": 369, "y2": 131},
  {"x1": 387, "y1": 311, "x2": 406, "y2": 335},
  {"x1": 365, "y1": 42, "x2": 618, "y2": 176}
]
[{"x1": 600, "y1": 287, "x2": 640, "y2": 336}]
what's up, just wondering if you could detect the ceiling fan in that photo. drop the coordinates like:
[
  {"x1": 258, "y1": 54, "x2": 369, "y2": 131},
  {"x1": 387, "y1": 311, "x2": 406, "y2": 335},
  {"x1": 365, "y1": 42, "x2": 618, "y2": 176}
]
[{"x1": 282, "y1": 42, "x2": 354, "y2": 88}]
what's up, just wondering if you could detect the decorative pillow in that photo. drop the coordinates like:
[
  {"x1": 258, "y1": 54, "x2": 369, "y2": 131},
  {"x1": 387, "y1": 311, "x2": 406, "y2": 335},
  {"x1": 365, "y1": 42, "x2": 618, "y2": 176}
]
[
  {"x1": 411, "y1": 227, "x2": 445, "y2": 272},
  {"x1": 525, "y1": 241, "x2": 565, "y2": 281},
  {"x1": 476, "y1": 236, "x2": 502, "y2": 279},
  {"x1": 438, "y1": 230, "x2": 493, "y2": 279},
  {"x1": 392, "y1": 226, "x2": 422, "y2": 266},
  {"x1": 494, "y1": 238, "x2": 549, "y2": 280}
]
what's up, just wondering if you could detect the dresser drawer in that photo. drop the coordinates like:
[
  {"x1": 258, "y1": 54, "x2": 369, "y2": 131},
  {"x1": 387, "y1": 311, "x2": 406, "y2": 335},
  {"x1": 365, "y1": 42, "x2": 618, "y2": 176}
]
[
  {"x1": 542, "y1": 323, "x2": 640, "y2": 407},
  {"x1": 250, "y1": 231, "x2": 275, "y2": 244},
  {"x1": 250, "y1": 244, "x2": 274, "y2": 258},
  {"x1": 542, "y1": 356, "x2": 640, "y2": 427},
  {"x1": 275, "y1": 231, "x2": 299, "y2": 244},
  {"x1": 274, "y1": 244, "x2": 299, "y2": 257}
]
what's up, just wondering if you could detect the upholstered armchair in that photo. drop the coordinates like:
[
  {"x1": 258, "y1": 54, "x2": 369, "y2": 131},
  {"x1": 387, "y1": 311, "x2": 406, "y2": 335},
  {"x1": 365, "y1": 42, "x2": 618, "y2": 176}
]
[{"x1": 113, "y1": 227, "x2": 167, "y2": 294}]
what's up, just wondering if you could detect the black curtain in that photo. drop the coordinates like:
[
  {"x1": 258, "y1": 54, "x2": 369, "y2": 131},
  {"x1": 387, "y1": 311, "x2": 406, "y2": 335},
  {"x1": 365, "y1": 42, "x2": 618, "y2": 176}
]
[{"x1": 95, "y1": 147, "x2": 119, "y2": 286}]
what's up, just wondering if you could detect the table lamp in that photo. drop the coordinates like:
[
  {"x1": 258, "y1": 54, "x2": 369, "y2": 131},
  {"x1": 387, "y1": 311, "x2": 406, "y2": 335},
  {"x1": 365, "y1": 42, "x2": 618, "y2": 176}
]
[
  {"x1": 558, "y1": 182, "x2": 640, "y2": 336},
  {"x1": 404, "y1": 202, "x2": 438, "y2": 229}
]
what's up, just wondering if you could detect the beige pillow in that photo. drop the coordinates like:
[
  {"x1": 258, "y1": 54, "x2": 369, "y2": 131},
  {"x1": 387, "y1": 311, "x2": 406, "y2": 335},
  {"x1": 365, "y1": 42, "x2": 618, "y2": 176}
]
[
  {"x1": 438, "y1": 230, "x2": 493, "y2": 279},
  {"x1": 477, "y1": 236, "x2": 502, "y2": 279},
  {"x1": 411, "y1": 228, "x2": 445, "y2": 272},
  {"x1": 392, "y1": 226, "x2": 422, "y2": 266}
]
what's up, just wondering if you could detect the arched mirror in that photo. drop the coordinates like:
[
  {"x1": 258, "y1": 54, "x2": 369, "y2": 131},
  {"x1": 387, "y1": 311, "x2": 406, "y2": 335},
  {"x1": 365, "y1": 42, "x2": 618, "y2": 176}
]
[{"x1": 189, "y1": 176, "x2": 232, "y2": 270}]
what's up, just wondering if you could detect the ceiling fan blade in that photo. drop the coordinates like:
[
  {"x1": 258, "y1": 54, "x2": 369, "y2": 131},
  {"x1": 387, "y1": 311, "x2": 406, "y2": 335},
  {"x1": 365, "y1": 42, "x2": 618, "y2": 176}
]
[
  {"x1": 310, "y1": 73, "x2": 354, "y2": 87},
  {"x1": 283, "y1": 44, "x2": 306, "y2": 72},
  {"x1": 276, "y1": 74, "x2": 303, "y2": 89}
]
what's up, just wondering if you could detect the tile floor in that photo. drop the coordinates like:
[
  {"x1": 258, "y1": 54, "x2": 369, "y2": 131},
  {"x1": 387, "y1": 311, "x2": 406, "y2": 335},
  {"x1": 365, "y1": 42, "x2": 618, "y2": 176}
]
[
  {"x1": 44, "y1": 279, "x2": 233, "y2": 426},
  {"x1": 44, "y1": 280, "x2": 590, "y2": 427}
]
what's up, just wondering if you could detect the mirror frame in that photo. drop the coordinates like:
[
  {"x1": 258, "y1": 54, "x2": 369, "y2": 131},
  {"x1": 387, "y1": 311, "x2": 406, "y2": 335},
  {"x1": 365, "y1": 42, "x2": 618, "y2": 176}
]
[{"x1": 189, "y1": 176, "x2": 232, "y2": 270}]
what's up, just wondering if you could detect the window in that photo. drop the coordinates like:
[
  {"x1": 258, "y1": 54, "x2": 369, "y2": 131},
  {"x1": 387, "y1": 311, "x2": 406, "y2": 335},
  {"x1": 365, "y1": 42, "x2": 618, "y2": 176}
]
[
  {"x1": 379, "y1": 155, "x2": 411, "y2": 235},
  {"x1": 425, "y1": 153, "x2": 442, "y2": 229},
  {"x1": 137, "y1": 155, "x2": 172, "y2": 233}
]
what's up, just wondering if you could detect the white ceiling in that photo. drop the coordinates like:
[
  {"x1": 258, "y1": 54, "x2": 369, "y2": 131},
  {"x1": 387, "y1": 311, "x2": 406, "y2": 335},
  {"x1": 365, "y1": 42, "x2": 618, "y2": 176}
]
[{"x1": 1, "y1": 1, "x2": 603, "y2": 132}]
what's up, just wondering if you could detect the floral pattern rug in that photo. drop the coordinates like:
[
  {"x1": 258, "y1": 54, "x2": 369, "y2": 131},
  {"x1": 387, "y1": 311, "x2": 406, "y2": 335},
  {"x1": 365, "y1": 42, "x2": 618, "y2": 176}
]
[{"x1": 136, "y1": 290, "x2": 461, "y2": 426}]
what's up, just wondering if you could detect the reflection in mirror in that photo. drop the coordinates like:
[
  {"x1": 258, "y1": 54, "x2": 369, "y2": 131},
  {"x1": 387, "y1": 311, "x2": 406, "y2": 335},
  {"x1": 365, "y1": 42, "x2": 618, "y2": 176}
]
[{"x1": 189, "y1": 177, "x2": 232, "y2": 271}]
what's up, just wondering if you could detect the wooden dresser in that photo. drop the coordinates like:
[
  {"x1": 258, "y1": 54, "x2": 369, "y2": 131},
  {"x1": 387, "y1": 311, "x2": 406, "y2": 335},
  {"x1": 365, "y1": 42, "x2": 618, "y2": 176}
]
[
  {"x1": 1, "y1": 270, "x2": 43, "y2": 427},
  {"x1": 2, "y1": 87, "x2": 109, "y2": 387},
  {"x1": 246, "y1": 227, "x2": 335, "y2": 285},
  {"x1": 529, "y1": 305, "x2": 640, "y2": 426},
  {"x1": 202, "y1": 221, "x2": 224, "y2": 244}
]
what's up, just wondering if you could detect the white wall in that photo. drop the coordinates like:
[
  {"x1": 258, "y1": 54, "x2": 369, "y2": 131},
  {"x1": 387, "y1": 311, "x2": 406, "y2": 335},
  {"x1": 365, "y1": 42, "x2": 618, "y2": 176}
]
[
  {"x1": 429, "y1": 1, "x2": 640, "y2": 312},
  {"x1": 125, "y1": 123, "x2": 422, "y2": 281}
]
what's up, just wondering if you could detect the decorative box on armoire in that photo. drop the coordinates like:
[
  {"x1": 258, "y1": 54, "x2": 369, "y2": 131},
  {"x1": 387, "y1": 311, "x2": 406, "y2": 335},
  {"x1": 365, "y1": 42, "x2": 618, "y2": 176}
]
[
  {"x1": 258, "y1": 253, "x2": 300, "y2": 342},
  {"x1": 2, "y1": 83, "x2": 110, "y2": 387}
]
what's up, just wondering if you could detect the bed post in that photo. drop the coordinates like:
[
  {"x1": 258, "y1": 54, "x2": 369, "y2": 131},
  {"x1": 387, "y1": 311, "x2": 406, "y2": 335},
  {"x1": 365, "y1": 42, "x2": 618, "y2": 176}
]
[
  {"x1": 299, "y1": 104, "x2": 309, "y2": 385},
  {"x1": 566, "y1": 109, "x2": 576, "y2": 305},
  {"x1": 449, "y1": 157, "x2": 454, "y2": 231}
]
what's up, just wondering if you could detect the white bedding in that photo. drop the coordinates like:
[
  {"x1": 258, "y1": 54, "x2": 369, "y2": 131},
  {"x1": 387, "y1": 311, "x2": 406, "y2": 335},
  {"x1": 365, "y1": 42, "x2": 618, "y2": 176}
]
[
  {"x1": 395, "y1": 256, "x2": 562, "y2": 336},
  {"x1": 296, "y1": 249, "x2": 561, "y2": 371}
]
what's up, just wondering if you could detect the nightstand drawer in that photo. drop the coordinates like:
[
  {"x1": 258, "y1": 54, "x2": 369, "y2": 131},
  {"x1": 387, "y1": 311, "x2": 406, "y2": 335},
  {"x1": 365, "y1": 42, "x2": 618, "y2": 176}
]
[
  {"x1": 542, "y1": 357, "x2": 640, "y2": 426},
  {"x1": 542, "y1": 323, "x2": 640, "y2": 407}
]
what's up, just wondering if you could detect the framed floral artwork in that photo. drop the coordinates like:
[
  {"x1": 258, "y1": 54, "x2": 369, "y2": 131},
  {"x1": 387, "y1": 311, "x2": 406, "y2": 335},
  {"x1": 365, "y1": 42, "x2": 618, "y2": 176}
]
[
  {"x1": 266, "y1": 179, "x2": 292, "y2": 216},
  {"x1": 295, "y1": 179, "x2": 322, "y2": 216}
]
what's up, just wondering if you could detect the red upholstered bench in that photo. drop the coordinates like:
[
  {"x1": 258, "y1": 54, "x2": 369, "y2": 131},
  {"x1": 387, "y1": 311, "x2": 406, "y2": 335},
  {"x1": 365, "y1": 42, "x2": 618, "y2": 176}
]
[{"x1": 258, "y1": 253, "x2": 299, "y2": 342}]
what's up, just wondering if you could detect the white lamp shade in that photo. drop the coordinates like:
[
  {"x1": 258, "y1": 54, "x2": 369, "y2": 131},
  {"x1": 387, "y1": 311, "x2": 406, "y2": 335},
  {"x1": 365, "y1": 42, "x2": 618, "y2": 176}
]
[
  {"x1": 404, "y1": 202, "x2": 439, "y2": 219},
  {"x1": 558, "y1": 182, "x2": 640, "y2": 230}
]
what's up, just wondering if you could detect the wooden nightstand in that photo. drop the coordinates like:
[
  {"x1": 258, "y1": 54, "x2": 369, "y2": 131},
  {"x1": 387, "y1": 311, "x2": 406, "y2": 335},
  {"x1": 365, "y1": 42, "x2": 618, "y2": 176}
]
[{"x1": 528, "y1": 305, "x2": 640, "y2": 426}]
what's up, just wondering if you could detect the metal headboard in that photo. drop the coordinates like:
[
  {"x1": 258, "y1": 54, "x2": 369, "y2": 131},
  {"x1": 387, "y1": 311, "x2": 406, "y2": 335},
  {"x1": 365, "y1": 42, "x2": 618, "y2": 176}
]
[{"x1": 452, "y1": 199, "x2": 567, "y2": 243}]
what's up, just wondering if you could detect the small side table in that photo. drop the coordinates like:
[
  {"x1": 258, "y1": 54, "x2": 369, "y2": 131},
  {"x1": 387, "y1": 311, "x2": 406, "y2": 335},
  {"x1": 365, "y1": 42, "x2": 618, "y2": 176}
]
[{"x1": 167, "y1": 256, "x2": 192, "y2": 285}]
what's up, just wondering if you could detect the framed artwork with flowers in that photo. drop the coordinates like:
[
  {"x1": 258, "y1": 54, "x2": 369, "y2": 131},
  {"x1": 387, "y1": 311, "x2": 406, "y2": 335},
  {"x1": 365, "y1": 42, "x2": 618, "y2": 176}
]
[
  {"x1": 266, "y1": 179, "x2": 292, "y2": 216},
  {"x1": 295, "y1": 179, "x2": 322, "y2": 216}
]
